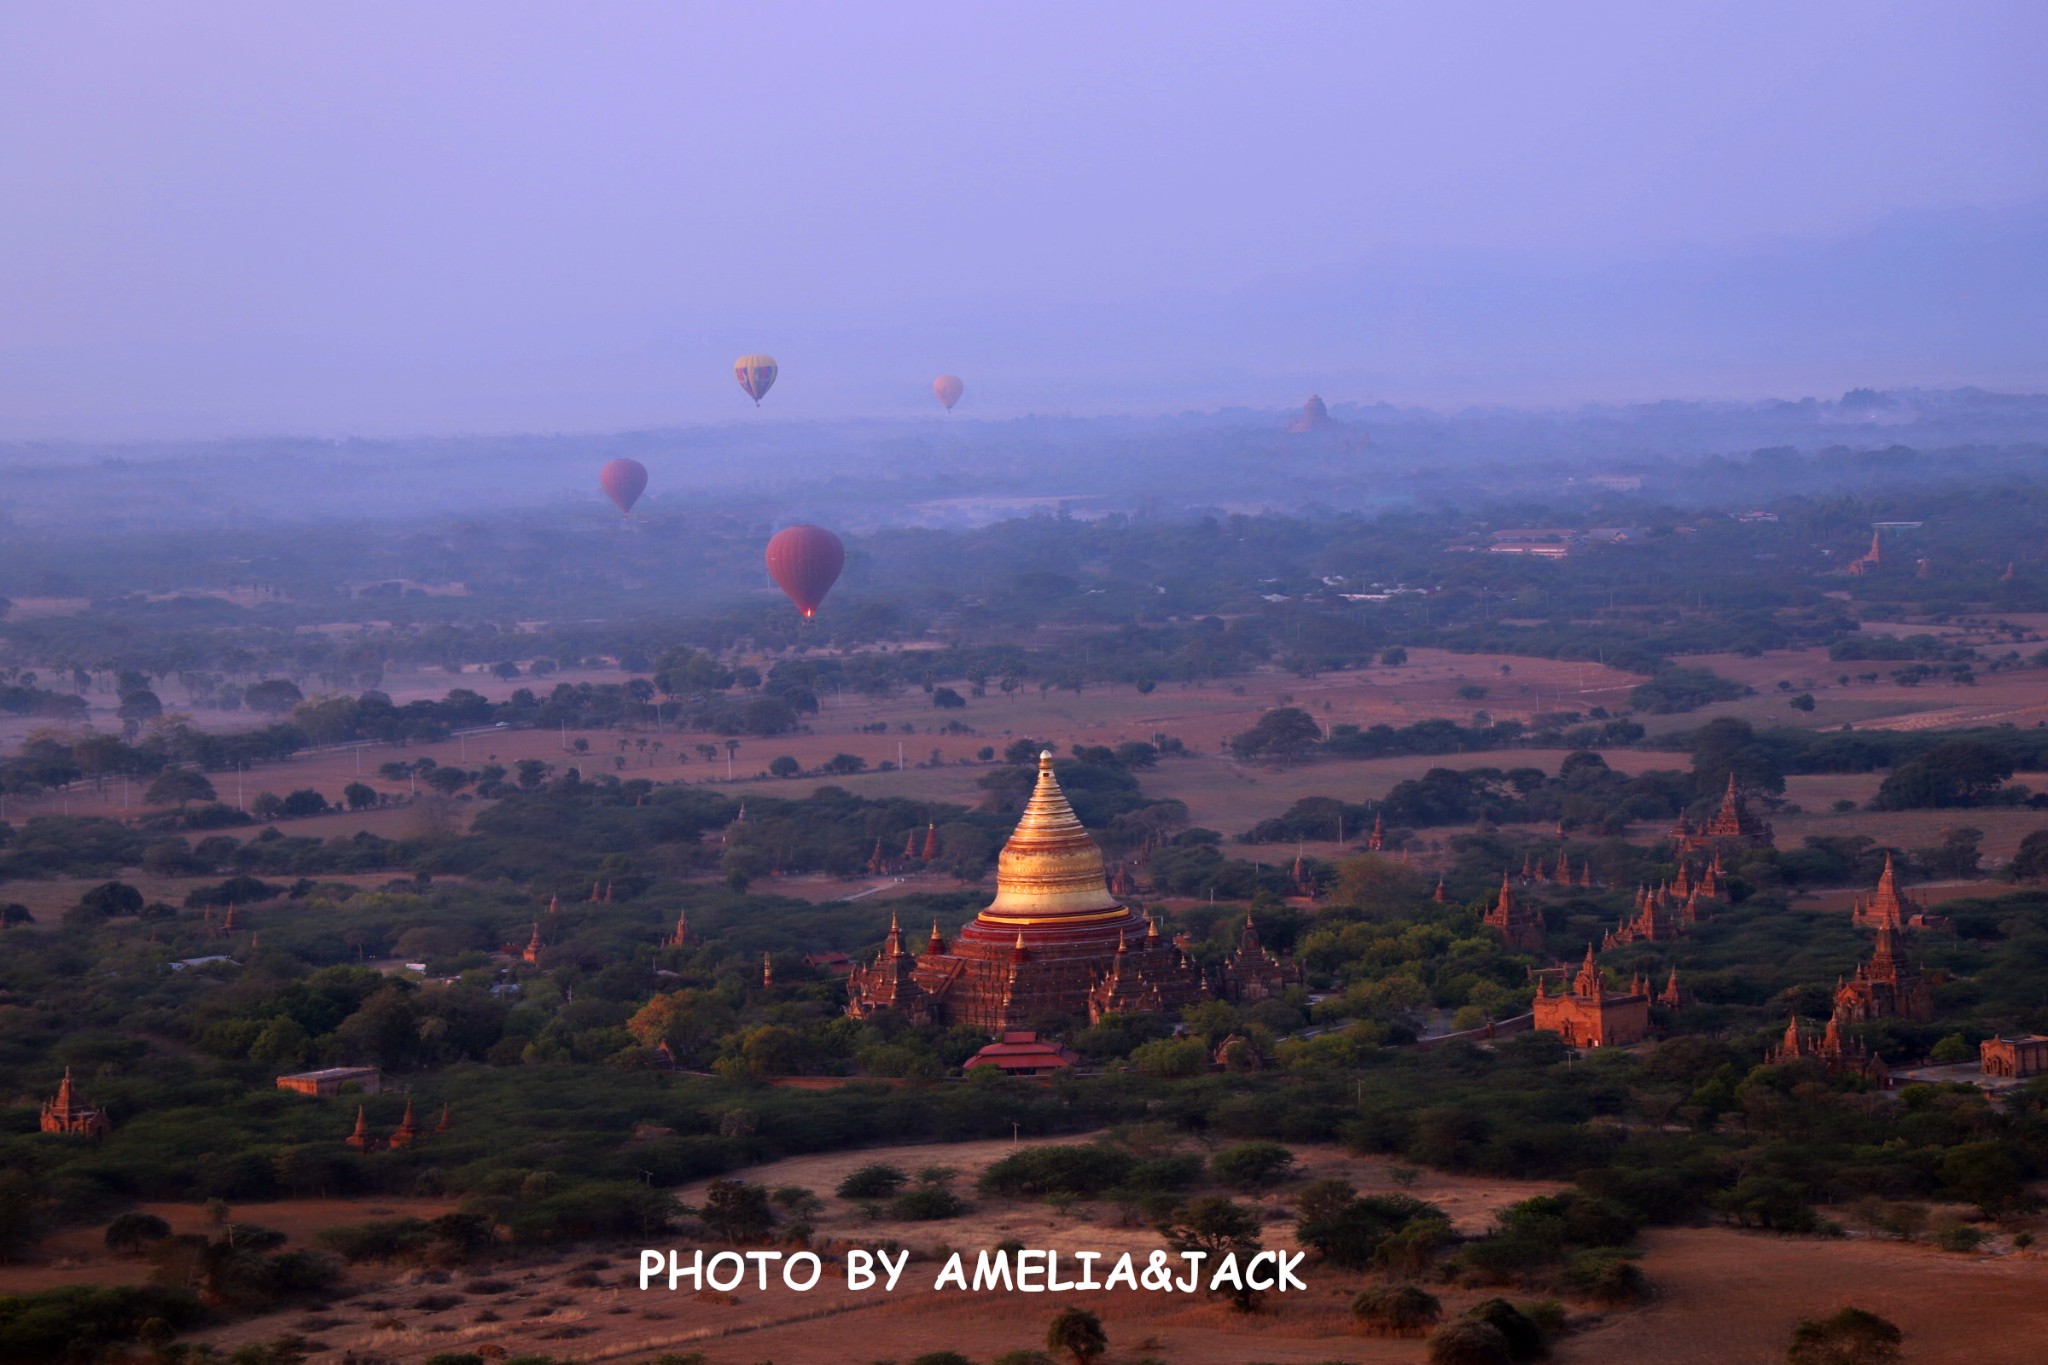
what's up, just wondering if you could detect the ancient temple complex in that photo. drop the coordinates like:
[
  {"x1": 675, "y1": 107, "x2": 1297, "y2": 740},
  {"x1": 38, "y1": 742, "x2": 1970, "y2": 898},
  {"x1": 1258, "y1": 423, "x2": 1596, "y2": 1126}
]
[
  {"x1": 1483, "y1": 874, "x2": 1546, "y2": 952},
  {"x1": 1833, "y1": 922, "x2": 1934, "y2": 1023},
  {"x1": 1531, "y1": 946, "x2": 1650, "y2": 1049},
  {"x1": 1850, "y1": 853, "x2": 1946, "y2": 931},
  {"x1": 1672, "y1": 775, "x2": 1774, "y2": 855},
  {"x1": 1604, "y1": 882, "x2": 1706, "y2": 948},
  {"x1": 40, "y1": 1068, "x2": 111, "y2": 1137},
  {"x1": 846, "y1": 752, "x2": 1271, "y2": 1031},
  {"x1": 1769, "y1": 1011, "x2": 1891, "y2": 1086}
]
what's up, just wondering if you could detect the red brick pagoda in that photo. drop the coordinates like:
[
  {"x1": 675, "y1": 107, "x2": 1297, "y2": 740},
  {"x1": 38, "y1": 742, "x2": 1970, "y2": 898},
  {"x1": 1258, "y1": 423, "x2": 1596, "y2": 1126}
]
[
  {"x1": 40, "y1": 1067, "x2": 111, "y2": 1137},
  {"x1": 846, "y1": 752, "x2": 1213, "y2": 1030}
]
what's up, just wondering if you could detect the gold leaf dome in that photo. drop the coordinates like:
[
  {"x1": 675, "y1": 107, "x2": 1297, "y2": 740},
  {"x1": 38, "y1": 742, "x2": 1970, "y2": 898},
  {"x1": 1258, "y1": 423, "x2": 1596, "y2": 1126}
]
[{"x1": 978, "y1": 752, "x2": 1126, "y2": 925}]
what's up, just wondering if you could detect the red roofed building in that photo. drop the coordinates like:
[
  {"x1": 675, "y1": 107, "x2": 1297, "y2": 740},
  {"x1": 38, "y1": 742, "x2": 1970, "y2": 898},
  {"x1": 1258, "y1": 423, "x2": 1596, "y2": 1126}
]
[{"x1": 962, "y1": 1031, "x2": 1081, "y2": 1078}]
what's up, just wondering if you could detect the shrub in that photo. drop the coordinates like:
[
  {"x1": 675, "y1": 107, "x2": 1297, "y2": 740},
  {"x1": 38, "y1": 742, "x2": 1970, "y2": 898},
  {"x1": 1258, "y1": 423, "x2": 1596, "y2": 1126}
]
[
  {"x1": 1562, "y1": 1249, "x2": 1649, "y2": 1305},
  {"x1": 1211, "y1": 1141, "x2": 1296, "y2": 1191},
  {"x1": 104, "y1": 1212, "x2": 173, "y2": 1254},
  {"x1": 1427, "y1": 1319, "x2": 1513, "y2": 1365},
  {"x1": 1463, "y1": 1298, "x2": 1545, "y2": 1361},
  {"x1": 1928, "y1": 1033, "x2": 1973, "y2": 1064},
  {"x1": 1353, "y1": 1283, "x2": 1442, "y2": 1337},
  {"x1": 1934, "y1": 1224, "x2": 1984, "y2": 1253},
  {"x1": 979, "y1": 1146, "x2": 1135, "y2": 1199},
  {"x1": 1786, "y1": 1306, "x2": 1902, "y2": 1365},
  {"x1": 893, "y1": 1186, "x2": 968, "y2": 1221},
  {"x1": 836, "y1": 1164, "x2": 910, "y2": 1200}
]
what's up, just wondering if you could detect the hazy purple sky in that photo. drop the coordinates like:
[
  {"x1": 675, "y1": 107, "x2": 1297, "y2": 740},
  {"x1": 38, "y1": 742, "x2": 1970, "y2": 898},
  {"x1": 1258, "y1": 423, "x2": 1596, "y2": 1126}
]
[{"x1": 2, "y1": 2, "x2": 2044, "y2": 437}]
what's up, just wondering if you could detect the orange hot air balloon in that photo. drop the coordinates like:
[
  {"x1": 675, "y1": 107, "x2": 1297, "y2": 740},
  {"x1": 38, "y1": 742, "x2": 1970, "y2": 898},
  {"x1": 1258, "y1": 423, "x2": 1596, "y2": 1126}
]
[
  {"x1": 765, "y1": 524, "x2": 845, "y2": 618},
  {"x1": 933, "y1": 374, "x2": 964, "y2": 410},
  {"x1": 734, "y1": 353, "x2": 778, "y2": 405},
  {"x1": 598, "y1": 458, "x2": 648, "y2": 515}
]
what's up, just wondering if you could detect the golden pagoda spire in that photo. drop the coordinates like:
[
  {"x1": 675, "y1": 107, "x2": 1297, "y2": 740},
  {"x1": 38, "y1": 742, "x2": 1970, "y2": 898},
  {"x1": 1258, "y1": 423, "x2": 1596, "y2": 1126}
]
[{"x1": 978, "y1": 752, "x2": 1124, "y2": 925}]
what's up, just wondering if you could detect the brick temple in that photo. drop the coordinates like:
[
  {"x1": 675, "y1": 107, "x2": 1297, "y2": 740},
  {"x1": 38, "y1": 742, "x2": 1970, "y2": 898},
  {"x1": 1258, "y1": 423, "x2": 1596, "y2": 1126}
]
[
  {"x1": 1671, "y1": 774, "x2": 1774, "y2": 855},
  {"x1": 846, "y1": 752, "x2": 1284, "y2": 1030}
]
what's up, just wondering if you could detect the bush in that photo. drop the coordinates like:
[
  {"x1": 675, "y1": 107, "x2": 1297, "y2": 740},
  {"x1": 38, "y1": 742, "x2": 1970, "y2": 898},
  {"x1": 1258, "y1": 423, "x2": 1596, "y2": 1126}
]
[
  {"x1": 1211, "y1": 1141, "x2": 1295, "y2": 1191},
  {"x1": 1928, "y1": 1033, "x2": 1974, "y2": 1064},
  {"x1": 0, "y1": 1286, "x2": 205, "y2": 1363},
  {"x1": 1353, "y1": 1283, "x2": 1442, "y2": 1337},
  {"x1": 104, "y1": 1212, "x2": 172, "y2": 1254},
  {"x1": 836, "y1": 1164, "x2": 910, "y2": 1200},
  {"x1": 1562, "y1": 1248, "x2": 1649, "y2": 1304},
  {"x1": 72, "y1": 880, "x2": 144, "y2": 921},
  {"x1": 1463, "y1": 1298, "x2": 1545, "y2": 1361},
  {"x1": 1786, "y1": 1306, "x2": 1902, "y2": 1365},
  {"x1": 1428, "y1": 1319, "x2": 1513, "y2": 1365},
  {"x1": 893, "y1": 1186, "x2": 969, "y2": 1221},
  {"x1": 1934, "y1": 1224, "x2": 1984, "y2": 1253},
  {"x1": 980, "y1": 1146, "x2": 1135, "y2": 1199}
]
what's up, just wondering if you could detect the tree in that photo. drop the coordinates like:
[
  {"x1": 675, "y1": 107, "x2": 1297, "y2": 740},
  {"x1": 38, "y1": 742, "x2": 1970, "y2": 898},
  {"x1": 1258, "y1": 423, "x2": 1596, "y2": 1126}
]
[
  {"x1": 1158, "y1": 1196, "x2": 1264, "y2": 1310},
  {"x1": 342, "y1": 781, "x2": 378, "y2": 811},
  {"x1": 104, "y1": 1213, "x2": 172, "y2": 1255},
  {"x1": 1929, "y1": 1032, "x2": 1974, "y2": 1064},
  {"x1": 280, "y1": 789, "x2": 329, "y2": 817},
  {"x1": 1353, "y1": 1284, "x2": 1442, "y2": 1337},
  {"x1": 1873, "y1": 740, "x2": 2014, "y2": 810},
  {"x1": 1228, "y1": 707, "x2": 1323, "y2": 763},
  {"x1": 250, "y1": 792, "x2": 286, "y2": 821},
  {"x1": 2008, "y1": 829, "x2": 2048, "y2": 881},
  {"x1": 117, "y1": 689, "x2": 164, "y2": 724},
  {"x1": 1129, "y1": 1037, "x2": 1207, "y2": 1078},
  {"x1": 836, "y1": 1164, "x2": 909, "y2": 1200},
  {"x1": 932, "y1": 687, "x2": 966, "y2": 709},
  {"x1": 695, "y1": 1180, "x2": 774, "y2": 1244},
  {"x1": 0, "y1": 903, "x2": 34, "y2": 927},
  {"x1": 1045, "y1": 1306, "x2": 1108, "y2": 1365},
  {"x1": 73, "y1": 880, "x2": 144, "y2": 921},
  {"x1": 1940, "y1": 1141, "x2": 2025, "y2": 1215},
  {"x1": 146, "y1": 769, "x2": 216, "y2": 807},
  {"x1": 769, "y1": 756, "x2": 801, "y2": 778},
  {"x1": 1786, "y1": 1306, "x2": 1902, "y2": 1365},
  {"x1": 245, "y1": 679, "x2": 305, "y2": 715},
  {"x1": 1210, "y1": 1141, "x2": 1296, "y2": 1191}
]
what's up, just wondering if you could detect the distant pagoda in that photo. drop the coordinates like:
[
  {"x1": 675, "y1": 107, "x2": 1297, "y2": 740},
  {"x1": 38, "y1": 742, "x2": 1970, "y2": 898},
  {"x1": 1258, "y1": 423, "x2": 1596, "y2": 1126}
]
[
  {"x1": 847, "y1": 752, "x2": 1263, "y2": 1031},
  {"x1": 1672, "y1": 775, "x2": 1774, "y2": 855},
  {"x1": 1483, "y1": 873, "x2": 1546, "y2": 952}
]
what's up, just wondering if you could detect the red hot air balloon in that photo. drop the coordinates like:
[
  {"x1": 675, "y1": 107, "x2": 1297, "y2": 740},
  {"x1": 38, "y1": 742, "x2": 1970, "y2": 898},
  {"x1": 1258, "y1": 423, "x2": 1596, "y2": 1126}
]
[
  {"x1": 933, "y1": 374, "x2": 964, "y2": 410},
  {"x1": 765, "y1": 524, "x2": 845, "y2": 618},
  {"x1": 598, "y1": 458, "x2": 649, "y2": 515}
]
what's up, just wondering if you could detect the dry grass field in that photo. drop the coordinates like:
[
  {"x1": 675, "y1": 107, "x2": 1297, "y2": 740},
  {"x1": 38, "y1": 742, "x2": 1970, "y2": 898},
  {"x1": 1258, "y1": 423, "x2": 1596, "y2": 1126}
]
[{"x1": 79, "y1": 1133, "x2": 2047, "y2": 1365}]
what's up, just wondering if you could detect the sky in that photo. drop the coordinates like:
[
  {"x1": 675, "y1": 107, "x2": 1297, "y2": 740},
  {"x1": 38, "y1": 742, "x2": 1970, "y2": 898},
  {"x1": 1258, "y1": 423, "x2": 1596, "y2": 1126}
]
[{"x1": 1, "y1": 2, "x2": 2045, "y2": 438}]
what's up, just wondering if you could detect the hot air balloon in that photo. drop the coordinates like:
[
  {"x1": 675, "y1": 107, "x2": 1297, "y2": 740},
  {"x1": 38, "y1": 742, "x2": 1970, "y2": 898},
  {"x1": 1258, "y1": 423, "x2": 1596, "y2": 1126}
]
[
  {"x1": 933, "y1": 374, "x2": 964, "y2": 410},
  {"x1": 598, "y1": 457, "x2": 649, "y2": 515},
  {"x1": 734, "y1": 354, "x2": 778, "y2": 405},
  {"x1": 765, "y1": 524, "x2": 845, "y2": 618}
]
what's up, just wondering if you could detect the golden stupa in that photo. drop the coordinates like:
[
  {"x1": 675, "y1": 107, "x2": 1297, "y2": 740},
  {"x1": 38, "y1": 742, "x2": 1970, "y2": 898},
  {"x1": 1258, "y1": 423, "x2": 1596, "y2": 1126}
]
[
  {"x1": 980, "y1": 752, "x2": 1130, "y2": 926},
  {"x1": 846, "y1": 752, "x2": 1214, "y2": 1030}
]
